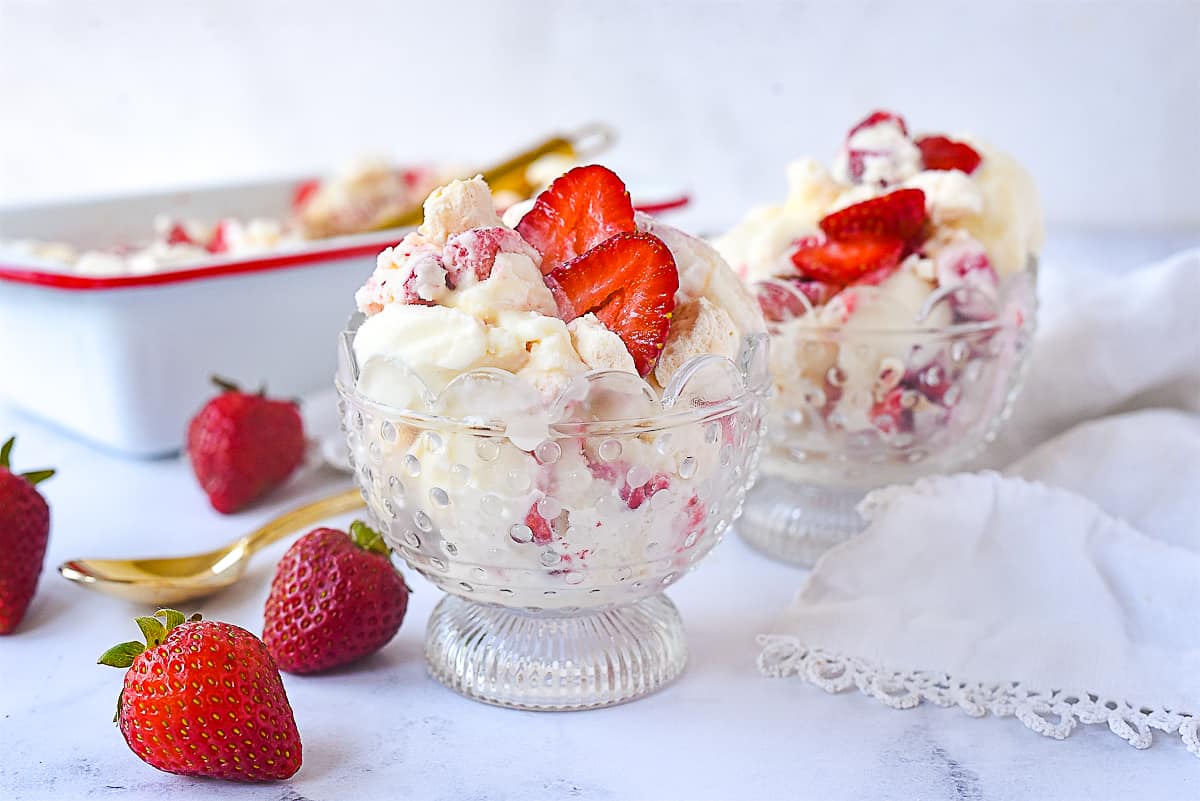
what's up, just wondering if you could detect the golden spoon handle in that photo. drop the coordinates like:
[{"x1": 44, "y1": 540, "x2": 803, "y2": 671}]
[
  {"x1": 241, "y1": 487, "x2": 367, "y2": 555},
  {"x1": 365, "y1": 123, "x2": 616, "y2": 232}
]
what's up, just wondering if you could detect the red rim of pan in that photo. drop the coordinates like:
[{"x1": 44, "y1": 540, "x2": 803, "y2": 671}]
[{"x1": 0, "y1": 194, "x2": 692, "y2": 292}]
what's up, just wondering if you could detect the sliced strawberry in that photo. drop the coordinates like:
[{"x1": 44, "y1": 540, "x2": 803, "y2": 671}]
[
  {"x1": 624, "y1": 473, "x2": 671, "y2": 510},
  {"x1": 791, "y1": 236, "x2": 905, "y2": 284},
  {"x1": 870, "y1": 387, "x2": 913, "y2": 436},
  {"x1": 516, "y1": 165, "x2": 637, "y2": 273},
  {"x1": 291, "y1": 179, "x2": 321, "y2": 211},
  {"x1": 819, "y1": 189, "x2": 927, "y2": 243},
  {"x1": 545, "y1": 232, "x2": 678, "y2": 377},
  {"x1": 916, "y1": 135, "x2": 982, "y2": 174},
  {"x1": 165, "y1": 223, "x2": 193, "y2": 246},
  {"x1": 525, "y1": 504, "x2": 554, "y2": 545},
  {"x1": 848, "y1": 110, "x2": 909, "y2": 139},
  {"x1": 206, "y1": 220, "x2": 230, "y2": 254}
]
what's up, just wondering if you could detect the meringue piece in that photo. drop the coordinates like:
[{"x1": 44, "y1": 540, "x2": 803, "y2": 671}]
[
  {"x1": 568, "y1": 314, "x2": 636, "y2": 374},
  {"x1": 832, "y1": 117, "x2": 923, "y2": 186},
  {"x1": 654, "y1": 297, "x2": 739, "y2": 387},
  {"x1": 903, "y1": 169, "x2": 984, "y2": 224},
  {"x1": 418, "y1": 176, "x2": 503, "y2": 246},
  {"x1": 500, "y1": 198, "x2": 536, "y2": 229}
]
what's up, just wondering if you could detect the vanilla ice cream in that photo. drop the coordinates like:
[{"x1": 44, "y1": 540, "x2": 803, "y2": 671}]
[
  {"x1": 716, "y1": 111, "x2": 1041, "y2": 483},
  {"x1": 344, "y1": 171, "x2": 767, "y2": 608}
]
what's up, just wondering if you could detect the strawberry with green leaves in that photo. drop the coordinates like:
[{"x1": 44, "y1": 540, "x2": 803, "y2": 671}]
[
  {"x1": 98, "y1": 609, "x2": 302, "y2": 782},
  {"x1": 0, "y1": 436, "x2": 54, "y2": 634},
  {"x1": 187, "y1": 376, "x2": 306, "y2": 514},
  {"x1": 263, "y1": 521, "x2": 410, "y2": 674}
]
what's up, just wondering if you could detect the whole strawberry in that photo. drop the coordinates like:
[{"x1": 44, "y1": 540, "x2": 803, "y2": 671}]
[
  {"x1": 263, "y1": 521, "x2": 410, "y2": 674},
  {"x1": 0, "y1": 436, "x2": 54, "y2": 634},
  {"x1": 187, "y1": 376, "x2": 305, "y2": 514},
  {"x1": 98, "y1": 609, "x2": 302, "y2": 782}
]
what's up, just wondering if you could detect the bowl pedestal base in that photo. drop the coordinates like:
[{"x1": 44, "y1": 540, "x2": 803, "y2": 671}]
[
  {"x1": 737, "y1": 476, "x2": 868, "y2": 567},
  {"x1": 425, "y1": 593, "x2": 688, "y2": 711}
]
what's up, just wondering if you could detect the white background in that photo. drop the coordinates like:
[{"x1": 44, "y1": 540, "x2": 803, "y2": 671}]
[{"x1": 2, "y1": 0, "x2": 1198, "y2": 235}]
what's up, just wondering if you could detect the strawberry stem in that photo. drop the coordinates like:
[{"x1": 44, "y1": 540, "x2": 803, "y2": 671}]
[
  {"x1": 349, "y1": 520, "x2": 390, "y2": 558},
  {"x1": 1, "y1": 436, "x2": 55, "y2": 484},
  {"x1": 97, "y1": 609, "x2": 198, "y2": 668},
  {"x1": 20, "y1": 469, "x2": 55, "y2": 486},
  {"x1": 211, "y1": 375, "x2": 242, "y2": 393}
]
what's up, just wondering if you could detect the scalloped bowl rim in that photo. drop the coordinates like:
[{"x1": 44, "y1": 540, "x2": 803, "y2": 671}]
[
  {"x1": 337, "y1": 326, "x2": 771, "y2": 437},
  {"x1": 753, "y1": 256, "x2": 1038, "y2": 337}
]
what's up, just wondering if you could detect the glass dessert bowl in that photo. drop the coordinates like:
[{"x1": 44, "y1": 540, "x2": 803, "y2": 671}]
[
  {"x1": 337, "y1": 324, "x2": 768, "y2": 710},
  {"x1": 741, "y1": 267, "x2": 1035, "y2": 565},
  {"x1": 336, "y1": 161, "x2": 769, "y2": 709},
  {"x1": 716, "y1": 110, "x2": 1043, "y2": 566}
]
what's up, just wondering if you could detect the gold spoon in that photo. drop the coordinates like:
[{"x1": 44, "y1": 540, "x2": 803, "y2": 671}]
[
  {"x1": 362, "y1": 122, "x2": 616, "y2": 231},
  {"x1": 58, "y1": 488, "x2": 366, "y2": 605}
]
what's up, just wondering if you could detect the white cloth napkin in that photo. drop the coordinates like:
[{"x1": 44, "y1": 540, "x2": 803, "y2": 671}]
[{"x1": 759, "y1": 249, "x2": 1200, "y2": 757}]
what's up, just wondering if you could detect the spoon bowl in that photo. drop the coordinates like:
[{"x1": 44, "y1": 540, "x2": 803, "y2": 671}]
[{"x1": 59, "y1": 488, "x2": 365, "y2": 606}]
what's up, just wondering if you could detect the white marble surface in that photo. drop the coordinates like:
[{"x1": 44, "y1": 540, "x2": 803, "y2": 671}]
[{"x1": 3, "y1": 232, "x2": 1198, "y2": 799}]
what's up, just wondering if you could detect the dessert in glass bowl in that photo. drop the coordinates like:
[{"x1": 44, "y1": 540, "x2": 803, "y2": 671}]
[
  {"x1": 716, "y1": 110, "x2": 1042, "y2": 566},
  {"x1": 336, "y1": 166, "x2": 769, "y2": 709}
]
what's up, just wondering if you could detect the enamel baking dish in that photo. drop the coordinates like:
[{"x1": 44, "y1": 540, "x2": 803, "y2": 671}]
[
  {"x1": 0, "y1": 178, "x2": 405, "y2": 457},
  {"x1": 0, "y1": 179, "x2": 691, "y2": 458}
]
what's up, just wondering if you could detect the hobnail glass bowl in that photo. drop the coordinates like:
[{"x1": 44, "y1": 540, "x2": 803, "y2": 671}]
[
  {"x1": 336, "y1": 317, "x2": 769, "y2": 710},
  {"x1": 738, "y1": 262, "x2": 1037, "y2": 566}
]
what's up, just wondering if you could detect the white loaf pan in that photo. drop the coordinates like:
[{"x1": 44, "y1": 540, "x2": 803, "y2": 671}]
[
  {"x1": 0, "y1": 178, "x2": 691, "y2": 458},
  {"x1": 0, "y1": 178, "x2": 404, "y2": 457}
]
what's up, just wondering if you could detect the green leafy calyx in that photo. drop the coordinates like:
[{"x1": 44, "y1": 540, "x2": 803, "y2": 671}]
[
  {"x1": 97, "y1": 608, "x2": 200, "y2": 669},
  {"x1": 0, "y1": 437, "x2": 55, "y2": 485},
  {"x1": 349, "y1": 520, "x2": 391, "y2": 558}
]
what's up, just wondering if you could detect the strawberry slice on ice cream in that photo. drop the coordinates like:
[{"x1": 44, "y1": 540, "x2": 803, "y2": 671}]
[
  {"x1": 545, "y1": 232, "x2": 679, "y2": 377},
  {"x1": 819, "y1": 188, "x2": 928, "y2": 244},
  {"x1": 516, "y1": 165, "x2": 637, "y2": 272},
  {"x1": 790, "y1": 236, "x2": 905, "y2": 285},
  {"x1": 916, "y1": 135, "x2": 983, "y2": 174}
]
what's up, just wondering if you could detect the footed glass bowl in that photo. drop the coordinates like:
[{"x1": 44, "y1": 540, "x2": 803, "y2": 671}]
[
  {"x1": 740, "y1": 263, "x2": 1036, "y2": 566},
  {"x1": 337, "y1": 319, "x2": 768, "y2": 710}
]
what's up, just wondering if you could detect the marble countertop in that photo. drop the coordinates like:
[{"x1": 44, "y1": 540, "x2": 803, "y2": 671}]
[
  {"x1": 2, "y1": 405, "x2": 1196, "y2": 801},
  {"x1": 3, "y1": 231, "x2": 1198, "y2": 800}
]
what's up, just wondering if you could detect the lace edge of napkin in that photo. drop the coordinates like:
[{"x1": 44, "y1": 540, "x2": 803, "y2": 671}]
[{"x1": 757, "y1": 635, "x2": 1199, "y2": 759}]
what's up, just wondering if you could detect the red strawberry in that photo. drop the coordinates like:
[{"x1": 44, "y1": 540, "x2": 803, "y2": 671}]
[
  {"x1": 263, "y1": 522, "x2": 410, "y2": 674},
  {"x1": 917, "y1": 135, "x2": 983, "y2": 174},
  {"x1": 525, "y1": 505, "x2": 555, "y2": 545},
  {"x1": 207, "y1": 220, "x2": 230, "y2": 254},
  {"x1": 0, "y1": 437, "x2": 53, "y2": 634},
  {"x1": 624, "y1": 473, "x2": 671, "y2": 510},
  {"x1": 291, "y1": 179, "x2": 321, "y2": 211},
  {"x1": 187, "y1": 377, "x2": 306, "y2": 514},
  {"x1": 545, "y1": 232, "x2": 679, "y2": 377},
  {"x1": 848, "y1": 110, "x2": 909, "y2": 139},
  {"x1": 98, "y1": 609, "x2": 302, "y2": 782},
  {"x1": 819, "y1": 189, "x2": 928, "y2": 244},
  {"x1": 870, "y1": 387, "x2": 913, "y2": 436},
  {"x1": 515, "y1": 165, "x2": 637, "y2": 273},
  {"x1": 442, "y1": 226, "x2": 539, "y2": 288},
  {"x1": 791, "y1": 236, "x2": 905, "y2": 284},
  {"x1": 165, "y1": 223, "x2": 193, "y2": 246}
]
